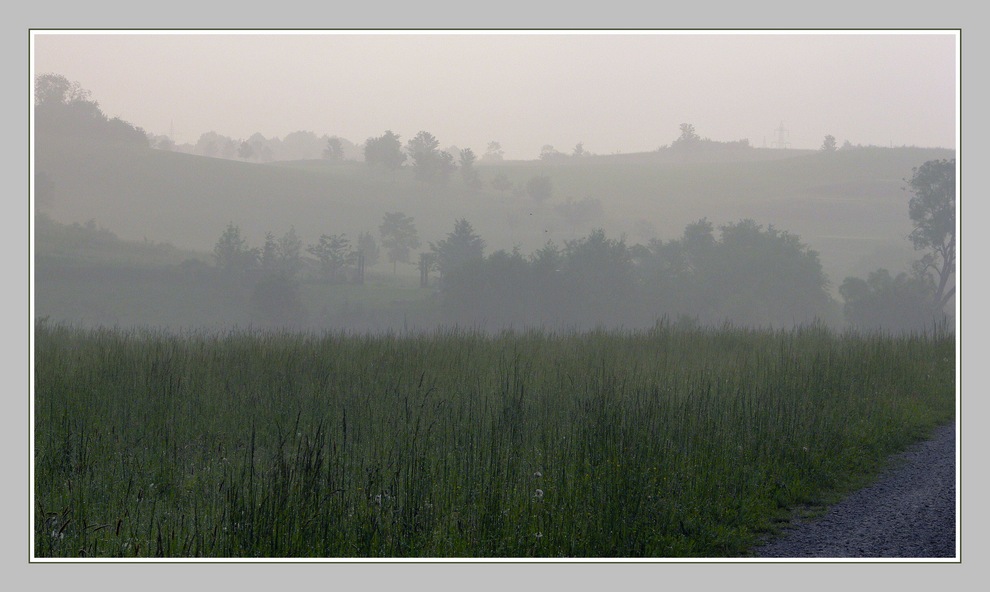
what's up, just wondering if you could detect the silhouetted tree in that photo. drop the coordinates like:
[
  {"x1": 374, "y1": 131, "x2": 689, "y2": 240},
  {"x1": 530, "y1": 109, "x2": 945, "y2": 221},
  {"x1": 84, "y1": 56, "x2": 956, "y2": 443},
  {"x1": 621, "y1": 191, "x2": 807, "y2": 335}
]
[
  {"x1": 839, "y1": 269, "x2": 934, "y2": 333},
  {"x1": 705, "y1": 220, "x2": 833, "y2": 327},
  {"x1": 277, "y1": 227, "x2": 304, "y2": 278},
  {"x1": 379, "y1": 212, "x2": 420, "y2": 274},
  {"x1": 324, "y1": 136, "x2": 344, "y2": 161},
  {"x1": 539, "y1": 145, "x2": 565, "y2": 161},
  {"x1": 483, "y1": 140, "x2": 504, "y2": 162},
  {"x1": 431, "y1": 219, "x2": 485, "y2": 280},
  {"x1": 672, "y1": 123, "x2": 700, "y2": 149},
  {"x1": 258, "y1": 228, "x2": 303, "y2": 279},
  {"x1": 34, "y1": 73, "x2": 90, "y2": 106},
  {"x1": 196, "y1": 132, "x2": 238, "y2": 159},
  {"x1": 559, "y1": 229, "x2": 636, "y2": 326},
  {"x1": 34, "y1": 73, "x2": 147, "y2": 148},
  {"x1": 437, "y1": 150, "x2": 457, "y2": 185},
  {"x1": 407, "y1": 131, "x2": 448, "y2": 183},
  {"x1": 364, "y1": 130, "x2": 406, "y2": 171},
  {"x1": 308, "y1": 233, "x2": 354, "y2": 282},
  {"x1": 246, "y1": 132, "x2": 274, "y2": 162},
  {"x1": 357, "y1": 231, "x2": 380, "y2": 268},
  {"x1": 261, "y1": 232, "x2": 280, "y2": 272},
  {"x1": 821, "y1": 134, "x2": 837, "y2": 151},
  {"x1": 907, "y1": 159, "x2": 955, "y2": 312},
  {"x1": 213, "y1": 223, "x2": 259, "y2": 276},
  {"x1": 238, "y1": 141, "x2": 255, "y2": 160},
  {"x1": 459, "y1": 147, "x2": 482, "y2": 188}
]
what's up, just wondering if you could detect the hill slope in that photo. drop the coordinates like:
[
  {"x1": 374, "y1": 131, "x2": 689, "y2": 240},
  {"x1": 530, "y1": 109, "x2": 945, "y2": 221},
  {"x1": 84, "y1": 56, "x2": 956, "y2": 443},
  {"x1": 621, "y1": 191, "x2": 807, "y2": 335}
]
[{"x1": 34, "y1": 137, "x2": 953, "y2": 288}]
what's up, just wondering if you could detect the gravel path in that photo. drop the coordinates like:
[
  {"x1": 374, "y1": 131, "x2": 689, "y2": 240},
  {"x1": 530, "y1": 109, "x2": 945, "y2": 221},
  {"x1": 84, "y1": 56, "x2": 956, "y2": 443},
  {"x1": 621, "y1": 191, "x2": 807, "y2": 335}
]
[{"x1": 751, "y1": 421, "x2": 957, "y2": 559}]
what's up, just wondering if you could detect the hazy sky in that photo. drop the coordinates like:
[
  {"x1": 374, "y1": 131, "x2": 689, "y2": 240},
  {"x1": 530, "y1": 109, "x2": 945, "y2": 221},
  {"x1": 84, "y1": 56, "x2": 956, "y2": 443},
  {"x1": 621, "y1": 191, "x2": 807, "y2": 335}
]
[{"x1": 31, "y1": 31, "x2": 957, "y2": 159}]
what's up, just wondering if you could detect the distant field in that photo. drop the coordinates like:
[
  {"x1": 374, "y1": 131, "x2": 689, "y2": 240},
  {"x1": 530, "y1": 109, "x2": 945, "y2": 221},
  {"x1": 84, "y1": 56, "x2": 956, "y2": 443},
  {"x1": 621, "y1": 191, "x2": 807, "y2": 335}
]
[
  {"x1": 35, "y1": 139, "x2": 952, "y2": 294},
  {"x1": 34, "y1": 322, "x2": 954, "y2": 558}
]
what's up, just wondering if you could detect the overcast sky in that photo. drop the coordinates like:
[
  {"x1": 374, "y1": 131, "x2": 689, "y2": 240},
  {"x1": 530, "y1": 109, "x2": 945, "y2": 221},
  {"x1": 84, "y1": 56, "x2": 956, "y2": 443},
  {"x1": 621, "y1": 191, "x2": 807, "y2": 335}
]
[{"x1": 31, "y1": 31, "x2": 957, "y2": 159}]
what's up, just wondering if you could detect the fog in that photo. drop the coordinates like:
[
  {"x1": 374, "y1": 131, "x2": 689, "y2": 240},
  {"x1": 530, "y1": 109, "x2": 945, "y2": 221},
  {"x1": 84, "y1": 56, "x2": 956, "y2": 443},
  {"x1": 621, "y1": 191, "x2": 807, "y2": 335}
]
[
  {"x1": 31, "y1": 31, "x2": 958, "y2": 334},
  {"x1": 32, "y1": 32, "x2": 956, "y2": 158}
]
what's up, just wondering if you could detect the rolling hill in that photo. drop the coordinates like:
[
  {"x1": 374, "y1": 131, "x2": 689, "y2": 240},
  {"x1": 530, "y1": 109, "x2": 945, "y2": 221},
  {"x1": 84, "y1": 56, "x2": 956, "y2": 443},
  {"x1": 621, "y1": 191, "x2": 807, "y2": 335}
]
[{"x1": 34, "y1": 136, "x2": 954, "y2": 292}]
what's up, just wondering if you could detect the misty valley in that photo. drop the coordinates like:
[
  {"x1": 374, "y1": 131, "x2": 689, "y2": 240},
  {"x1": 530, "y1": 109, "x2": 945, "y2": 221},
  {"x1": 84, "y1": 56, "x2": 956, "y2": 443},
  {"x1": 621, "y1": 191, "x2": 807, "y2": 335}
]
[{"x1": 32, "y1": 73, "x2": 956, "y2": 559}]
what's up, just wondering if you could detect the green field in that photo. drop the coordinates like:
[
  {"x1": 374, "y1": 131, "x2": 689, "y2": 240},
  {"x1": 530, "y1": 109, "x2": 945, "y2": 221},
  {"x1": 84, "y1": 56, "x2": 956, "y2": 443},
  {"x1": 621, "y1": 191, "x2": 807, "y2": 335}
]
[{"x1": 33, "y1": 321, "x2": 954, "y2": 558}]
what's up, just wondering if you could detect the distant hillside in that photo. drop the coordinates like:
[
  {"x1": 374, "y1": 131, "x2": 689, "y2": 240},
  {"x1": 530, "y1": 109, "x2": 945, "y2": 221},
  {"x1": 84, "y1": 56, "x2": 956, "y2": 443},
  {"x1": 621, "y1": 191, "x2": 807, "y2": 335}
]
[
  {"x1": 33, "y1": 135, "x2": 953, "y2": 289},
  {"x1": 34, "y1": 213, "x2": 209, "y2": 267}
]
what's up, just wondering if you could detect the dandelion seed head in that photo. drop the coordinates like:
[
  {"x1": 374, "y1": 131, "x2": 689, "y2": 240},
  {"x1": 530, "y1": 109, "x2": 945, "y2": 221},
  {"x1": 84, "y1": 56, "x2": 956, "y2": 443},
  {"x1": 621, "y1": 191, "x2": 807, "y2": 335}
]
[{"x1": 534, "y1": 488, "x2": 544, "y2": 499}]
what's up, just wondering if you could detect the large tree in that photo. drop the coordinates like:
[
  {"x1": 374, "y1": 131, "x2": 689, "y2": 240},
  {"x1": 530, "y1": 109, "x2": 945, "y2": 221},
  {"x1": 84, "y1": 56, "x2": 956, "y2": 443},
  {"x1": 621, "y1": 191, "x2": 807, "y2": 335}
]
[
  {"x1": 357, "y1": 231, "x2": 380, "y2": 268},
  {"x1": 839, "y1": 269, "x2": 935, "y2": 333},
  {"x1": 406, "y1": 131, "x2": 442, "y2": 183},
  {"x1": 431, "y1": 219, "x2": 485, "y2": 279},
  {"x1": 379, "y1": 212, "x2": 421, "y2": 274},
  {"x1": 34, "y1": 73, "x2": 91, "y2": 106},
  {"x1": 323, "y1": 136, "x2": 344, "y2": 161},
  {"x1": 906, "y1": 158, "x2": 955, "y2": 312},
  {"x1": 459, "y1": 148, "x2": 482, "y2": 188},
  {"x1": 307, "y1": 234, "x2": 355, "y2": 283},
  {"x1": 672, "y1": 123, "x2": 700, "y2": 149},
  {"x1": 34, "y1": 73, "x2": 147, "y2": 147},
  {"x1": 213, "y1": 223, "x2": 259, "y2": 276},
  {"x1": 364, "y1": 130, "x2": 406, "y2": 171},
  {"x1": 482, "y1": 140, "x2": 504, "y2": 162}
]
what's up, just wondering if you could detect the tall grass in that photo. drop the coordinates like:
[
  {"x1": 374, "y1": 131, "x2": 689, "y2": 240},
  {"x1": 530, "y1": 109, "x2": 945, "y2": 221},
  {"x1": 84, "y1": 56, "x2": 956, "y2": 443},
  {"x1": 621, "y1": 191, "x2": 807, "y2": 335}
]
[{"x1": 33, "y1": 320, "x2": 954, "y2": 558}]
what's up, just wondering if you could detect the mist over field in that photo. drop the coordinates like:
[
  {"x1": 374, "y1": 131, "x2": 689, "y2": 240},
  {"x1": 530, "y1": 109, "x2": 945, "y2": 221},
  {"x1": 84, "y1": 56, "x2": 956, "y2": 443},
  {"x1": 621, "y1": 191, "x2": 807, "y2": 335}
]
[
  {"x1": 32, "y1": 31, "x2": 957, "y2": 334},
  {"x1": 30, "y1": 31, "x2": 960, "y2": 560}
]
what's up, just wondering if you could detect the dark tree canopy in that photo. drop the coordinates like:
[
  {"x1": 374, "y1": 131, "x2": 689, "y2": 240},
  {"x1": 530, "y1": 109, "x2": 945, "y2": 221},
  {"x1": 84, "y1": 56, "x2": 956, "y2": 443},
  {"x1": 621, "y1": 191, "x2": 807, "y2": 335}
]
[
  {"x1": 364, "y1": 130, "x2": 406, "y2": 171},
  {"x1": 672, "y1": 123, "x2": 700, "y2": 148},
  {"x1": 482, "y1": 140, "x2": 504, "y2": 162},
  {"x1": 837, "y1": 158, "x2": 955, "y2": 333},
  {"x1": 440, "y1": 221, "x2": 837, "y2": 331},
  {"x1": 357, "y1": 231, "x2": 380, "y2": 268},
  {"x1": 459, "y1": 148, "x2": 482, "y2": 188},
  {"x1": 839, "y1": 269, "x2": 935, "y2": 334},
  {"x1": 431, "y1": 219, "x2": 485, "y2": 280},
  {"x1": 379, "y1": 212, "x2": 420, "y2": 274},
  {"x1": 307, "y1": 234, "x2": 355, "y2": 282},
  {"x1": 34, "y1": 73, "x2": 148, "y2": 148},
  {"x1": 907, "y1": 158, "x2": 955, "y2": 312},
  {"x1": 406, "y1": 130, "x2": 441, "y2": 182},
  {"x1": 213, "y1": 223, "x2": 259, "y2": 276},
  {"x1": 324, "y1": 136, "x2": 344, "y2": 161},
  {"x1": 405, "y1": 131, "x2": 457, "y2": 184}
]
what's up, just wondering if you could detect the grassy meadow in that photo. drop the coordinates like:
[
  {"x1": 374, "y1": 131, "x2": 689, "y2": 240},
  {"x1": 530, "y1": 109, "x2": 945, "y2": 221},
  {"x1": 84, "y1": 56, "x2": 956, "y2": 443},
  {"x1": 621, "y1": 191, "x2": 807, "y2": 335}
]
[{"x1": 33, "y1": 320, "x2": 954, "y2": 558}]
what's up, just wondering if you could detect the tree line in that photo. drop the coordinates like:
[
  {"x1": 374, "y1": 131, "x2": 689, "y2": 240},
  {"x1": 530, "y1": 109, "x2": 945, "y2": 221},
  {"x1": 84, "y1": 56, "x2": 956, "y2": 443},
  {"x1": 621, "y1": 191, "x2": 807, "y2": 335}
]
[{"x1": 206, "y1": 155, "x2": 953, "y2": 333}]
